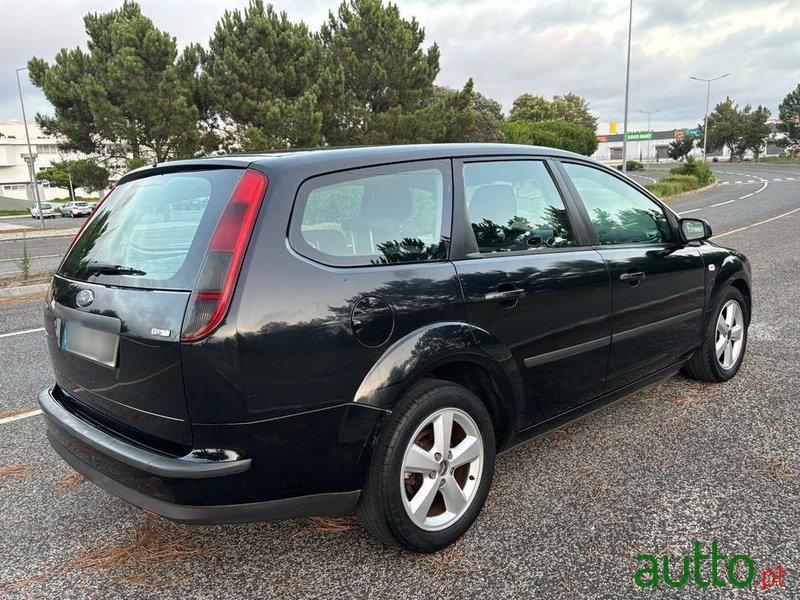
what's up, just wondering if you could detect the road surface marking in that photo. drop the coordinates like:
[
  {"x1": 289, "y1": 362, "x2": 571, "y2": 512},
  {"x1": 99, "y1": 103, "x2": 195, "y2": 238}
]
[
  {"x1": 715, "y1": 206, "x2": 800, "y2": 239},
  {"x1": 710, "y1": 199, "x2": 736, "y2": 207},
  {"x1": 735, "y1": 180, "x2": 742, "y2": 184},
  {"x1": 678, "y1": 208, "x2": 702, "y2": 215},
  {"x1": 0, "y1": 327, "x2": 45, "y2": 339},
  {"x1": 0, "y1": 409, "x2": 43, "y2": 425},
  {"x1": 632, "y1": 174, "x2": 656, "y2": 183},
  {"x1": 739, "y1": 193, "x2": 754, "y2": 199}
]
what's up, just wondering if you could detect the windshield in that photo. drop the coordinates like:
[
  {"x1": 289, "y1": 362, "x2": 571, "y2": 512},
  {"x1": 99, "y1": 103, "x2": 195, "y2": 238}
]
[{"x1": 58, "y1": 168, "x2": 246, "y2": 291}]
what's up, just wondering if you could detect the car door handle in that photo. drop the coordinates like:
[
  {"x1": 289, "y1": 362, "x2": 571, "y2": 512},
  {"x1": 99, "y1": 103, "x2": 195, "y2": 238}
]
[
  {"x1": 483, "y1": 288, "x2": 526, "y2": 302},
  {"x1": 620, "y1": 272, "x2": 646, "y2": 282}
]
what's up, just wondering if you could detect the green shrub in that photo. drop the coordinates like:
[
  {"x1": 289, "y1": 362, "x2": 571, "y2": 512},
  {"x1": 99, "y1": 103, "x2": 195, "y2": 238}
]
[
  {"x1": 502, "y1": 119, "x2": 598, "y2": 156},
  {"x1": 615, "y1": 160, "x2": 645, "y2": 171},
  {"x1": 670, "y1": 156, "x2": 714, "y2": 185},
  {"x1": 645, "y1": 174, "x2": 700, "y2": 198}
]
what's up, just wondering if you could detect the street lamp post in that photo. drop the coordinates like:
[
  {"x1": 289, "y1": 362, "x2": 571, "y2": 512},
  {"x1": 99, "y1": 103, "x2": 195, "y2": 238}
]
[
  {"x1": 690, "y1": 73, "x2": 730, "y2": 162},
  {"x1": 637, "y1": 109, "x2": 660, "y2": 168},
  {"x1": 16, "y1": 67, "x2": 44, "y2": 229},
  {"x1": 621, "y1": 0, "x2": 634, "y2": 174}
]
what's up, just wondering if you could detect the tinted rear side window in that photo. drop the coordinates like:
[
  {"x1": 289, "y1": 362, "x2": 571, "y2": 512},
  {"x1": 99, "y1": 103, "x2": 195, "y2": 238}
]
[
  {"x1": 290, "y1": 160, "x2": 451, "y2": 267},
  {"x1": 58, "y1": 169, "x2": 245, "y2": 290}
]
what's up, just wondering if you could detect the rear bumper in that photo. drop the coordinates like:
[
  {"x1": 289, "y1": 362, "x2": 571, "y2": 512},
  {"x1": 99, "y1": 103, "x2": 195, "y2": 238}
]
[
  {"x1": 48, "y1": 430, "x2": 360, "y2": 523},
  {"x1": 39, "y1": 386, "x2": 386, "y2": 524},
  {"x1": 39, "y1": 388, "x2": 251, "y2": 479}
]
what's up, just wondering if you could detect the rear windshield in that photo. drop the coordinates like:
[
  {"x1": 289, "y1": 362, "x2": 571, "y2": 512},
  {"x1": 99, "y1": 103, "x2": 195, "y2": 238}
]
[
  {"x1": 58, "y1": 169, "x2": 245, "y2": 291},
  {"x1": 41, "y1": 204, "x2": 52, "y2": 209}
]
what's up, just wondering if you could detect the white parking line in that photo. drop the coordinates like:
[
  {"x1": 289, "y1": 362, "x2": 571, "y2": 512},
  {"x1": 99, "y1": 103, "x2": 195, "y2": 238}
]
[
  {"x1": 0, "y1": 409, "x2": 43, "y2": 425},
  {"x1": 678, "y1": 208, "x2": 702, "y2": 215},
  {"x1": 0, "y1": 327, "x2": 45, "y2": 339}
]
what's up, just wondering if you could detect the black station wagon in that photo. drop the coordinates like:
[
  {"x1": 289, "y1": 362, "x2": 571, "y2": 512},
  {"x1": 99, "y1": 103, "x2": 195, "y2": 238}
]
[{"x1": 39, "y1": 144, "x2": 751, "y2": 552}]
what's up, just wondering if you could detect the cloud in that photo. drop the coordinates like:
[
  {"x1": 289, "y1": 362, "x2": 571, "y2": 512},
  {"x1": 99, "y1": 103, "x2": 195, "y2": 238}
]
[{"x1": 1, "y1": 0, "x2": 797, "y2": 136}]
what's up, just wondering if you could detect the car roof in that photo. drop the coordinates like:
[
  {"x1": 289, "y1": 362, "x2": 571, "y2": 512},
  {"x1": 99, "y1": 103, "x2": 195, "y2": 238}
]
[{"x1": 120, "y1": 144, "x2": 593, "y2": 184}]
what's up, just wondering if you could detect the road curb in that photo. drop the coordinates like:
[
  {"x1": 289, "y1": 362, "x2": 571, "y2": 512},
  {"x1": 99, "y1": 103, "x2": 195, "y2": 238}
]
[
  {"x1": 0, "y1": 282, "x2": 48, "y2": 299},
  {"x1": 0, "y1": 228, "x2": 79, "y2": 242},
  {"x1": 660, "y1": 181, "x2": 720, "y2": 204}
]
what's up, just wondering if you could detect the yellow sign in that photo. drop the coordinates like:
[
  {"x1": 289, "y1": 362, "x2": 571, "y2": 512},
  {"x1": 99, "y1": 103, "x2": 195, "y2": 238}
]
[{"x1": 610, "y1": 121, "x2": 618, "y2": 134}]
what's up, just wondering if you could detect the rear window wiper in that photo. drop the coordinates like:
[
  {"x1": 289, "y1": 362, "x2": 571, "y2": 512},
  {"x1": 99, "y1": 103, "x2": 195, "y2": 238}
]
[{"x1": 85, "y1": 263, "x2": 147, "y2": 276}]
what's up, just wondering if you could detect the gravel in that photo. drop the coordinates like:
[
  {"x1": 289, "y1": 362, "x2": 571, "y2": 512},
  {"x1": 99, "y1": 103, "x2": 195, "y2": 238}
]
[{"x1": 0, "y1": 207, "x2": 797, "y2": 599}]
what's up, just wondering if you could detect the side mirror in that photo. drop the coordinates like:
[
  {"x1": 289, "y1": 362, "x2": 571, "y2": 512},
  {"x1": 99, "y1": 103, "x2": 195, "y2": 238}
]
[{"x1": 680, "y1": 218, "x2": 712, "y2": 242}]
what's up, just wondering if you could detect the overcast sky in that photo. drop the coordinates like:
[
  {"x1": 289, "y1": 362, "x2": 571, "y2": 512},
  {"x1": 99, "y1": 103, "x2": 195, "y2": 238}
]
[{"x1": 1, "y1": 0, "x2": 799, "y2": 134}]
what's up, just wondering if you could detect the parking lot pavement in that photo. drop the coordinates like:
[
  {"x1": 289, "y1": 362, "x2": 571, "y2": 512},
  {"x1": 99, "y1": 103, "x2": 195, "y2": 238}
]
[{"x1": 1, "y1": 214, "x2": 798, "y2": 598}]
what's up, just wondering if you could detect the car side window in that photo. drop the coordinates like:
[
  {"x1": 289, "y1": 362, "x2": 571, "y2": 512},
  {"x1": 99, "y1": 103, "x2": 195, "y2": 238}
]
[
  {"x1": 463, "y1": 160, "x2": 576, "y2": 254},
  {"x1": 291, "y1": 162, "x2": 450, "y2": 267},
  {"x1": 561, "y1": 162, "x2": 673, "y2": 245}
]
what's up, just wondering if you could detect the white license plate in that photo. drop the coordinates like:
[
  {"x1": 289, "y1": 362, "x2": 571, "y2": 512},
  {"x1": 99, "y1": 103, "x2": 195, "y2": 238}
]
[{"x1": 59, "y1": 320, "x2": 119, "y2": 368}]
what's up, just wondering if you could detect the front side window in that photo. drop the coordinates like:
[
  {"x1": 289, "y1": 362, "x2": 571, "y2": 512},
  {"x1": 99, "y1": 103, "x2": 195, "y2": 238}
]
[
  {"x1": 562, "y1": 162, "x2": 673, "y2": 245},
  {"x1": 291, "y1": 162, "x2": 449, "y2": 267},
  {"x1": 463, "y1": 160, "x2": 576, "y2": 254}
]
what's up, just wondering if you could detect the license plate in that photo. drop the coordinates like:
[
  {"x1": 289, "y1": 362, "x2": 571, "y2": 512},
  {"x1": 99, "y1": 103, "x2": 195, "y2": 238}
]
[{"x1": 60, "y1": 320, "x2": 119, "y2": 368}]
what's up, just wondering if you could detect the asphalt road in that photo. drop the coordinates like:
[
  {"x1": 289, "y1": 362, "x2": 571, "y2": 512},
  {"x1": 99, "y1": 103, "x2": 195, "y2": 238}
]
[
  {"x1": 1, "y1": 167, "x2": 799, "y2": 598},
  {"x1": 1, "y1": 214, "x2": 90, "y2": 231}
]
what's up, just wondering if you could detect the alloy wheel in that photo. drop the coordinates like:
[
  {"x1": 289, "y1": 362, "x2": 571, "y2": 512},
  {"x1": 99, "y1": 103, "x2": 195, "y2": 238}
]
[
  {"x1": 715, "y1": 299, "x2": 744, "y2": 370},
  {"x1": 400, "y1": 407, "x2": 484, "y2": 532}
]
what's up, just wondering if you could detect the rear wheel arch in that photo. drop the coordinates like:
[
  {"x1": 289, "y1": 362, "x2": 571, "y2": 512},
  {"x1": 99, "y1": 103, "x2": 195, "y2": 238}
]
[{"x1": 423, "y1": 360, "x2": 513, "y2": 451}]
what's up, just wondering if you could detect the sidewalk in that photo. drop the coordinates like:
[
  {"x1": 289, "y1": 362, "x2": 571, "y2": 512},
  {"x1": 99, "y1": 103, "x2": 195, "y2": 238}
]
[
  {"x1": 0, "y1": 282, "x2": 48, "y2": 299},
  {"x1": 0, "y1": 224, "x2": 79, "y2": 241}
]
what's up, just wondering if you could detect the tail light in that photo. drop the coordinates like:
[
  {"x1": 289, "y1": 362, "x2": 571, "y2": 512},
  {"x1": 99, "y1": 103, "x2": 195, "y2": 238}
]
[{"x1": 181, "y1": 169, "x2": 268, "y2": 342}]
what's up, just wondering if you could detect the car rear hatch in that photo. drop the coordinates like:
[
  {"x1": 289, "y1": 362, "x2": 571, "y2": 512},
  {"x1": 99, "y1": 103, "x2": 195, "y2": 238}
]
[{"x1": 44, "y1": 166, "x2": 264, "y2": 456}]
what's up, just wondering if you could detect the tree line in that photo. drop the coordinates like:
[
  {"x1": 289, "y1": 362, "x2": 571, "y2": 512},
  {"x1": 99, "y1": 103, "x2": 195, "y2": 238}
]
[
  {"x1": 28, "y1": 0, "x2": 599, "y2": 180},
  {"x1": 668, "y1": 85, "x2": 800, "y2": 162}
]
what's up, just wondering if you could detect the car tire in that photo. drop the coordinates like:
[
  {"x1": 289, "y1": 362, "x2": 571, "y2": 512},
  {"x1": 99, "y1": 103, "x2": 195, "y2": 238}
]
[
  {"x1": 357, "y1": 378, "x2": 496, "y2": 553},
  {"x1": 683, "y1": 286, "x2": 748, "y2": 382}
]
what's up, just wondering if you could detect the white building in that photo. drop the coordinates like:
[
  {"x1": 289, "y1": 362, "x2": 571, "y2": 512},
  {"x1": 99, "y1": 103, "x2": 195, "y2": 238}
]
[
  {"x1": 592, "y1": 126, "x2": 783, "y2": 165},
  {"x1": 0, "y1": 120, "x2": 99, "y2": 209}
]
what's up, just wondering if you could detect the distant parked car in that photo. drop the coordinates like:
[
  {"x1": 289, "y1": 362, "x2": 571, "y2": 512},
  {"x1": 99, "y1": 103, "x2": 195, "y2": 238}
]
[
  {"x1": 60, "y1": 201, "x2": 93, "y2": 218},
  {"x1": 30, "y1": 203, "x2": 56, "y2": 219}
]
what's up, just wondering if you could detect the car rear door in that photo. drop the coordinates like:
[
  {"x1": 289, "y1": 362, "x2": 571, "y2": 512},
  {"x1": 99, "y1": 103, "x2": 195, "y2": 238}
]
[
  {"x1": 556, "y1": 161, "x2": 705, "y2": 391},
  {"x1": 451, "y1": 157, "x2": 612, "y2": 429}
]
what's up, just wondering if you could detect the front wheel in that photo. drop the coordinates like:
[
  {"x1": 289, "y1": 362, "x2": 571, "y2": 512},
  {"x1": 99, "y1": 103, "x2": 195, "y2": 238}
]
[
  {"x1": 357, "y1": 378, "x2": 496, "y2": 553},
  {"x1": 683, "y1": 286, "x2": 749, "y2": 382}
]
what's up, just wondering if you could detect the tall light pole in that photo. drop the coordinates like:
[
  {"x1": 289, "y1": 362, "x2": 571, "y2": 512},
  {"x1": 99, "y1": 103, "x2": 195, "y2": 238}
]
[
  {"x1": 16, "y1": 67, "x2": 45, "y2": 229},
  {"x1": 638, "y1": 109, "x2": 660, "y2": 168},
  {"x1": 621, "y1": 0, "x2": 634, "y2": 174},
  {"x1": 690, "y1": 73, "x2": 729, "y2": 162}
]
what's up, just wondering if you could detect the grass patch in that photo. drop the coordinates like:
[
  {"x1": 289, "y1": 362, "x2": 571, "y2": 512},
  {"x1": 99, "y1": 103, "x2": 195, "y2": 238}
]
[
  {"x1": 646, "y1": 174, "x2": 702, "y2": 198},
  {"x1": 0, "y1": 210, "x2": 30, "y2": 217}
]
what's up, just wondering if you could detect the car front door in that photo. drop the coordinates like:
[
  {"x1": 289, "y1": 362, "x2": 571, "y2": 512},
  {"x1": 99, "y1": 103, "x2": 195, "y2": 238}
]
[
  {"x1": 451, "y1": 158, "x2": 612, "y2": 429},
  {"x1": 557, "y1": 161, "x2": 706, "y2": 392}
]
